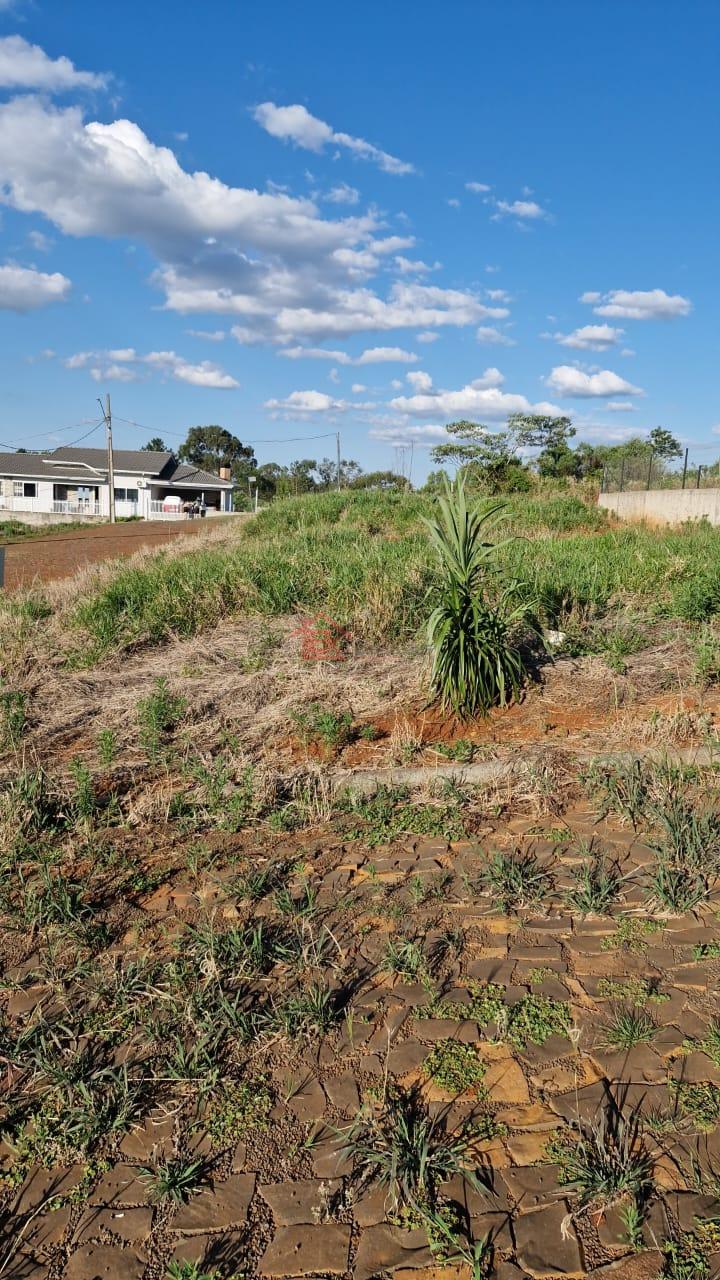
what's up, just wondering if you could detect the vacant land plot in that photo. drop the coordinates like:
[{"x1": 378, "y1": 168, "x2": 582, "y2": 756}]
[
  {"x1": 3, "y1": 490, "x2": 720, "y2": 1280},
  {"x1": 0, "y1": 518, "x2": 240, "y2": 593}
]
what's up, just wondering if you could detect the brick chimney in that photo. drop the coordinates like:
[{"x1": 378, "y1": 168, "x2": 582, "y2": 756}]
[{"x1": 219, "y1": 466, "x2": 231, "y2": 481}]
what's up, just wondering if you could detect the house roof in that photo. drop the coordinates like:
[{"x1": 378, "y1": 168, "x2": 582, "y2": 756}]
[
  {"x1": 51, "y1": 447, "x2": 174, "y2": 475},
  {"x1": 0, "y1": 453, "x2": 97, "y2": 483},
  {"x1": 0, "y1": 447, "x2": 234, "y2": 488},
  {"x1": 162, "y1": 462, "x2": 234, "y2": 489}
]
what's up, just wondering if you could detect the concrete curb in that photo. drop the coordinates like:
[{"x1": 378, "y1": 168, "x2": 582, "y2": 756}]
[{"x1": 332, "y1": 744, "x2": 719, "y2": 795}]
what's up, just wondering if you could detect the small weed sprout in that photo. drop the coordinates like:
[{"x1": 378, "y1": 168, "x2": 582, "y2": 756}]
[
  {"x1": 138, "y1": 678, "x2": 187, "y2": 759},
  {"x1": 166, "y1": 1263, "x2": 222, "y2": 1280},
  {"x1": 384, "y1": 936, "x2": 428, "y2": 982},
  {"x1": 97, "y1": 728, "x2": 118, "y2": 768},
  {"x1": 291, "y1": 704, "x2": 354, "y2": 752},
  {"x1": 0, "y1": 688, "x2": 26, "y2": 748},
  {"x1": 138, "y1": 1157, "x2": 205, "y2": 1204},
  {"x1": 69, "y1": 758, "x2": 97, "y2": 822}
]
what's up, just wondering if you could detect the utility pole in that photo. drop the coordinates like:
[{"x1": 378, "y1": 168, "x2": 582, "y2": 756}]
[
  {"x1": 336, "y1": 431, "x2": 342, "y2": 491},
  {"x1": 98, "y1": 394, "x2": 116, "y2": 523}
]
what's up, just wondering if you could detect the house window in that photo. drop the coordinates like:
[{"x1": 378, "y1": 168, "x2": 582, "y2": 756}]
[
  {"x1": 13, "y1": 481, "x2": 36, "y2": 498},
  {"x1": 114, "y1": 487, "x2": 139, "y2": 503}
]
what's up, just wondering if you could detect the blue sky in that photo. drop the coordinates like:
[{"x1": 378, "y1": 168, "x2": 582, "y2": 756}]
[{"x1": 0, "y1": 0, "x2": 717, "y2": 478}]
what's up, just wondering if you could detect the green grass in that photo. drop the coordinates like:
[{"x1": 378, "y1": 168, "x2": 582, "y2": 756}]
[
  {"x1": 6, "y1": 488, "x2": 716, "y2": 665},
  {"x1": 0, "y1": 518, "x2": 93, "y2": 544}
]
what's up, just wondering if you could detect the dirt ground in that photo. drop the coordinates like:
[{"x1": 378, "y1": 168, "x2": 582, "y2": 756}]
[{"x1": 3, "y1": 618, "x2": 720, "y2": 1279}]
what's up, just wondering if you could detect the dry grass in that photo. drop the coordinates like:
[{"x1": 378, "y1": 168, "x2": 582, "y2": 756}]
[{"x1": 2, "y1": 616, "x2": 426, "y2": 782}]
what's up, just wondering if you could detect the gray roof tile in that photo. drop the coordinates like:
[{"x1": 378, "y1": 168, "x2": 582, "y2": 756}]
[{"x1": 0, "y1": 447, "x2": 232, "y2": 488}]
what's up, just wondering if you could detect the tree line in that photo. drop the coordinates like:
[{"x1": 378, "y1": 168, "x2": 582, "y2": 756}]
[
  {"x1": 141, "y1": 425, "x2": 408, "y2": 505},
  {"x1": 142, "y1": 418, "x2": 696, "y2": 503}
]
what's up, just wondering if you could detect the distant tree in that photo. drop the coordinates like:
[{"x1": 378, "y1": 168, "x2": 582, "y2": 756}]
[
  {"x1": 179, "y1": 425, "x2": 255, "y2": 474},
  {"x1": 141, "y1": 437, "x2": 168, "y2": 452},
  {"x1": 573, "y1": 443, "x2": 607, "y2": 478},
  {"x1": 431, "y1": 421, "x2": 530, "y2": 493},
  {"x1": 508, "y1": 413, "x2": 576, "y2": 477},
  {"x1": 423, "y1": 468, "x2": 452, "y2": 495},
  {"x1": 350, "y1": 470, "x2": 409, "y2": 491},
  {"x1": 316, "y1": 456, "x2": 363, "y2": 489},
  {"x1": 648, "y1": 426, "x2": 682, "y2": 459}
]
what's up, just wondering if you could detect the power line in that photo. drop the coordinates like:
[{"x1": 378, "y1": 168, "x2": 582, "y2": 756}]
[
  {"x1": 0, "y1": 420, "x2": 104, "y2": 452},
  {"x1": 114, "y1": 417, "x2": 340, "y2": 445}
]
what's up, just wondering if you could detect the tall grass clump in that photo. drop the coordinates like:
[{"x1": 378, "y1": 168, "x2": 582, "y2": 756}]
[
  {"x1": 424, "y1": 479, "x2": 527, "y2": 718},
  {"x1": 70, "y1": 521, "x2": 434, "y2": 660}
]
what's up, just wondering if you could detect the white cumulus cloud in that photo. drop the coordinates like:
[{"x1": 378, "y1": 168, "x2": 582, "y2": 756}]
[
  {"x1": 545, "y1": 365, "x2": 643, "y2": 398},
  {"x1": 369, "y1": 423, "x2": 451, "y2": 446},
  {"x1": 0, "y1": 35, "x2": 107, "y2": 92},
  {"x1": 492, "y1": 199, "x2": 548, "y2": 221},
  {"x1": 0, "y1": 94, "x2": 489, "y2": 342},
  {"x1": 548, "y1": 323, "x2": 624, "y2": 350},
  {"x1": 324, "y1": 183, "x2": 360, "y2": 205},
  {"x1": 253, "y1": 101, "x2": 415, "y2": 175},
  {"x1": 264, "y1": 389, "x2": 346, "y2": 412},
  {"x1": 0, "y1": 262, "x2": 70, "y2": 310},
  {"x1": 278, "y1": 344, "x2": 419, "y2": 365},
  {"x1": 582, "y1": 288, "x2": 692, "y2": 320},
  {"x1": 465, "y1": 181, "x2": 491, "y2": 193},
  {"x1": 476, "y1": 326, "x2": 515, "y2": 346},
  {"x1": 390, "y1": 368, "x2": 561, "y2": 419},
  {"x1": 65, "y1": 347, "x2": 238, "y2": 388}
]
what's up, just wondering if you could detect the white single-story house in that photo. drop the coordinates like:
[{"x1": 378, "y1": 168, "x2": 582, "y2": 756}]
[{"x1": 0, "y1": 446, "x2": 235, "y2": 522}]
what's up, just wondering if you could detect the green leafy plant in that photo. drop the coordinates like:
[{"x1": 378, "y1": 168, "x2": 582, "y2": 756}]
[
  {"x1": 424, "y1": 477, "x2": 527, "y2": 718},
  {"x1": 291, "y1": 703, "x2": 354, "y2": 751},
  {"x1": 0, "y1": 688, "x2": 26, "y2": 748},
  {"x1": 669, "y1": 1081, "x2": 720, "y2": 1132},
  {"x1": 424, "y1": 1040, "x2": 487, "y2": 1095},
  {"x1": 97, "y1": 728, "x2": 118, "y2": 768},
  {"x1": 166, "y1": 1263, "x2": 223, "y2": 1280},
  {"x1": 343, "y1": 785, "x2": 467, "y2": 846},
  {"x1": 498, "y1": 993, "x2": 571, "y2": 1049},
  {"x1": 662, "y1": 1231, "x2": 714, "y2": 1280},
  {"x1": 137, "y1": 678, "x2": 187, "y2": 759},
  {"x1": 434, "y1": 738, "x2": 479, "y2": 763},
  {"x1": 203, "y1": 1078, "x2": 273, "y2": 1147},
  {"x1": 601, "y1": 917, "x2": 662, "y2": 953}
]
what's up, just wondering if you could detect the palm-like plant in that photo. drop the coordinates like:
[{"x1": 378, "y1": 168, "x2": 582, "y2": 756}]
[{"x1": 424, "y1": 478, "x2": 526, "y2": 718}]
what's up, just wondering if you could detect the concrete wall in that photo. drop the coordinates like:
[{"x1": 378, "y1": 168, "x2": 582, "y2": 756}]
[
  {"x1": 598, "y1": 488, "x2": 720, "y2": 527},
  {"x1": 0, "y1": 510, "x2": 103, "y2": 527}
]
